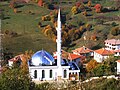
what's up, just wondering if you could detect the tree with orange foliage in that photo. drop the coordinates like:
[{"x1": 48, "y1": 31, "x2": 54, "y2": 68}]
[
  {"x1": 20, "y1": 54, "x2": 29, "y2": 74},
  {"x1": 13, "y1": 8, "x2": 17, "y2": 13},
  {"x1": 82, "y1": 10, "x2": 87, "y2": 16},
  {"x1": 20, "y1": 50, "x2": 34, "y2": 74},
  {"x1": 79, "y1": 26, "x2": 85, "y2": 32},
  {"x1": 71, "y1": 6, "x2": 78, "y2": 15},
  {"x1": 91, "y1": 35, "x2": 97, "y2": 41},
  {"x1": 76, "y1": 1, "x2": 81, "y2": 8},
  {"x1": 87, "y1": 0, "x2": 92, "y2": 7},
  {"x1": 94, "y1": 4, "x2": 102, "y2": 13},
  {"x1": 86, "y1": 60, "x2": 98, "y2": 72},
  {"x1": 85, "y1": 23, "x2": 92, "y2": 31},
  {"x1": 38, "y1": 0, "x2": 43, "y2": 6}
]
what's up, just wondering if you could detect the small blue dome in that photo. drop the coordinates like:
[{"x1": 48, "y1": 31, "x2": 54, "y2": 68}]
[{"x1": 31, "y1": 50, "x2": 55, "y2": 66}]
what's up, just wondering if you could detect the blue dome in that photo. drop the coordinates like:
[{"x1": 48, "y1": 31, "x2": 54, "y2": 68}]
[{"x1": 31, "y1": 50, "x2": 55, "y2": 66}]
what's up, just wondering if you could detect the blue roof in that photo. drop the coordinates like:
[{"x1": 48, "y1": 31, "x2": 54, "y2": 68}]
[
  {"x1": 31, "y1": 50, "x2": 55, "y2": 66},
  {"x1": 30, "y1": 50, "x2": 80, "y2": 71},
  {"x1": 68, "y1": 62, "x2": 79, "y2": 70}
]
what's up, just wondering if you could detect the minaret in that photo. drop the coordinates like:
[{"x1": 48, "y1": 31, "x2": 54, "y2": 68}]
[{"x1": 56, "y1": 8, "x2": 62, "y2": 80}]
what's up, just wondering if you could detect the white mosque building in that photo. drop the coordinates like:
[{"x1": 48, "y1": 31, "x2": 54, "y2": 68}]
[{"x1": 28, "y1": 9, "x2": 80, "y2": 81}]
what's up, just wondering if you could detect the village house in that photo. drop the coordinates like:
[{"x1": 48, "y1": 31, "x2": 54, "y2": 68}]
[
  {"x1": 53, "y1": 50, "x2": 85, "y2": 65},
  {"x1": 94, "y1": 48, "x2": 114, "y2": 63},
  {"x1": 105, "y1": 39, "x2": 120, "y2": 56},
  {"x1": 72, "y1": 46, "x2": 93, "y2": 57}
]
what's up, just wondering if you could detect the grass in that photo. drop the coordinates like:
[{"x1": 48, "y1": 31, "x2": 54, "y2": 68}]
[
  {"x1": 1, "y1": 0, "x2": 120, "y2": 55},
  {"x1": 1, "y1": 2, "x2": 56, "y2": 55}
]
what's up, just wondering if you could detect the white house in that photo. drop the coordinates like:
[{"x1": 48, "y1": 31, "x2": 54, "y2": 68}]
[
  {"x1": 94, "y1": 48, "x2": 114, "y2": 63},
  {"x1": 105, "y1": 39, "x2": 120, "y2": 50},
  {"x1": 105, "y1": 39, "x2": 120, "y2": 56},
  {"x1": 116, "y1": 60, "x2": 120, "y2": 74},
  {"x1": 8, "y1": 54, "x2": 22, "y2": 67}
]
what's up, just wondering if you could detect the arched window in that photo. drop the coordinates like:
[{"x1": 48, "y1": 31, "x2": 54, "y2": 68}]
[
  {"x1": 49, "y1": 70, "x2": 52, "y2": 78},
  {"x1": 64, "y1": 70, "x2": 67, "y2": 78},
  {"x1": 42, "y1": 70, "x2": 45, "y2": 78},
  {"x1": 34, "y1": 70, "x2": 37, "y2": 79}
]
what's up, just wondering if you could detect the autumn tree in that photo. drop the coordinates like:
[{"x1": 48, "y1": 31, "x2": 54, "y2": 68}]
[
  {"x1": 13, "y1": 8, "x2": 17, "y2": 13},
  {"x1": 41, "y1": 15, "x2": 51, "y2": 21},
  {"x1": 91, "y1": 34, "x2": 97, "y2": 41},
  {"x1": 76, "y1": 1, "x2": 81, "y2": 8},
  {"x1": 86, "y1": 60, "x2": 98, "y2": 72},
  {"x1": 82, "y1": 10, "x2": 87, "y2": 16},
  {"x1": 71, "y1": 6, "x2": 78, "y2": 15},
  {"x1": 79, "y1": 26, "x2": 85, "y2": 32},
  {"x1": 38, "y1": 0, "x2": 43, "y2": 6},
  {"x1": 85, "y1": 23, "x2": 92, "y2": 31},
  {"x1": 94, "y1": 4, "x2": 102, "y2": 13},
  {"x1": 87, "y1": 0, "x2": 92, "y2": 7},
  {"x1": 20, "y1": 50, "x2": 34, "y2": 74}
]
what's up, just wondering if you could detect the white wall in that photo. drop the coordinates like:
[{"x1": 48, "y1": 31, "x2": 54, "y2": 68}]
[
  {"x1": 117, "y1": 62, "x2": 120, "y2": 74},
  {"x1": 114, "y1": 52, "x2": 120, "y2": 56},
  {"x1": 8, "y1": 61, "x2": 13, "y2": 67},
  {"x1": 94, "y1": 52, "x2": 109, "y2": 63},
  {"x1": 105, "y1": 43, "x2": 120, "y2": 50},
  {"x1": 29, "y1": 66, "x2": 70, "y2": 81}
]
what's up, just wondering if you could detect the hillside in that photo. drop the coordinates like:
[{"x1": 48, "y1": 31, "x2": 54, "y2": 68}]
[{"x1": 0, "y1": 0, "x2": 120, "y2": 56}]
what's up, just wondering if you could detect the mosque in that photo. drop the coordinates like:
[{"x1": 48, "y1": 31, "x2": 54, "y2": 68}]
[
  {"x1": 8, "y1": 9, "x2": 80, "y2": 81},
  {"x1": 28, "y1": 9, "x2": 80, "y2": 81}
]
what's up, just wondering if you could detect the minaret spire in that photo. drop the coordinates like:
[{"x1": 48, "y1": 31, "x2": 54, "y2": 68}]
[
  {"x1": 57, "y1": 9, "x2": 61, "y2": 28},
  {"x1": 56, "y1": 8, "x2": 62, "y2": 80}
]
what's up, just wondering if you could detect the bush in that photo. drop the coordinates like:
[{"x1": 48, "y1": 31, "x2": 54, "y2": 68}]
[
  {"x1": 35, "y1": 82, "x2": 50, "y2": 90},
  {"x1": 0, "y1": 66, "x2": 34, "y2": 90},
  {"x1": 0, "y1": 12, "x2": 4, "y2": 20},
  {"x1": 111, "y1": 27, "x2": 120, "y2": 36}
]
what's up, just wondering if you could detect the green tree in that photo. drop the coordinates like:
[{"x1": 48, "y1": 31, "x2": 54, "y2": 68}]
[
  {"x1": 0, "y1": 64, "x2": 34, "y2": 90},
  {"x1": 92, "y1": 64, "x2": 108, "y2": 76},
  {"x1": 92, "y1": 56, "x2": 118, "y2": 76},
  {"x1": 0, "y1": 12, "x2": 4, "y2": 20}
]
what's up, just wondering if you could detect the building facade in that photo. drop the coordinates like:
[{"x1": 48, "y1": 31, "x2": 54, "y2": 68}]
[
  {"x1": 94, "y1": 48, "x2": 114, "y2": 63},
  {"x1": 116, "y1": 60, "x2": 120, "y2": 74}
]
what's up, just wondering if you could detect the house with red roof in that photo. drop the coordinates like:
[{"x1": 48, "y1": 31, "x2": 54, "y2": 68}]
[
  {"x1": 94, "y1": 48, "x2": 114, "y2": 63},
  {"x1": 53, "y1": 51, "x2": 85, "y2": 66},
  {"x1": 116, "y1": 60, "x2": 120, "y2": 74},
  {"x1": 72, "y1": 46, "x2": 93, "y2": 57},
  {"x1": 105, "y1": 39, "x2": 120, "y2": 56},
  {"x1": 8, "y1": 54, "x2": 23, "y2": 67},
  {"x1": 68, "y1": 53, "x2": 85, "y2": 65}
]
